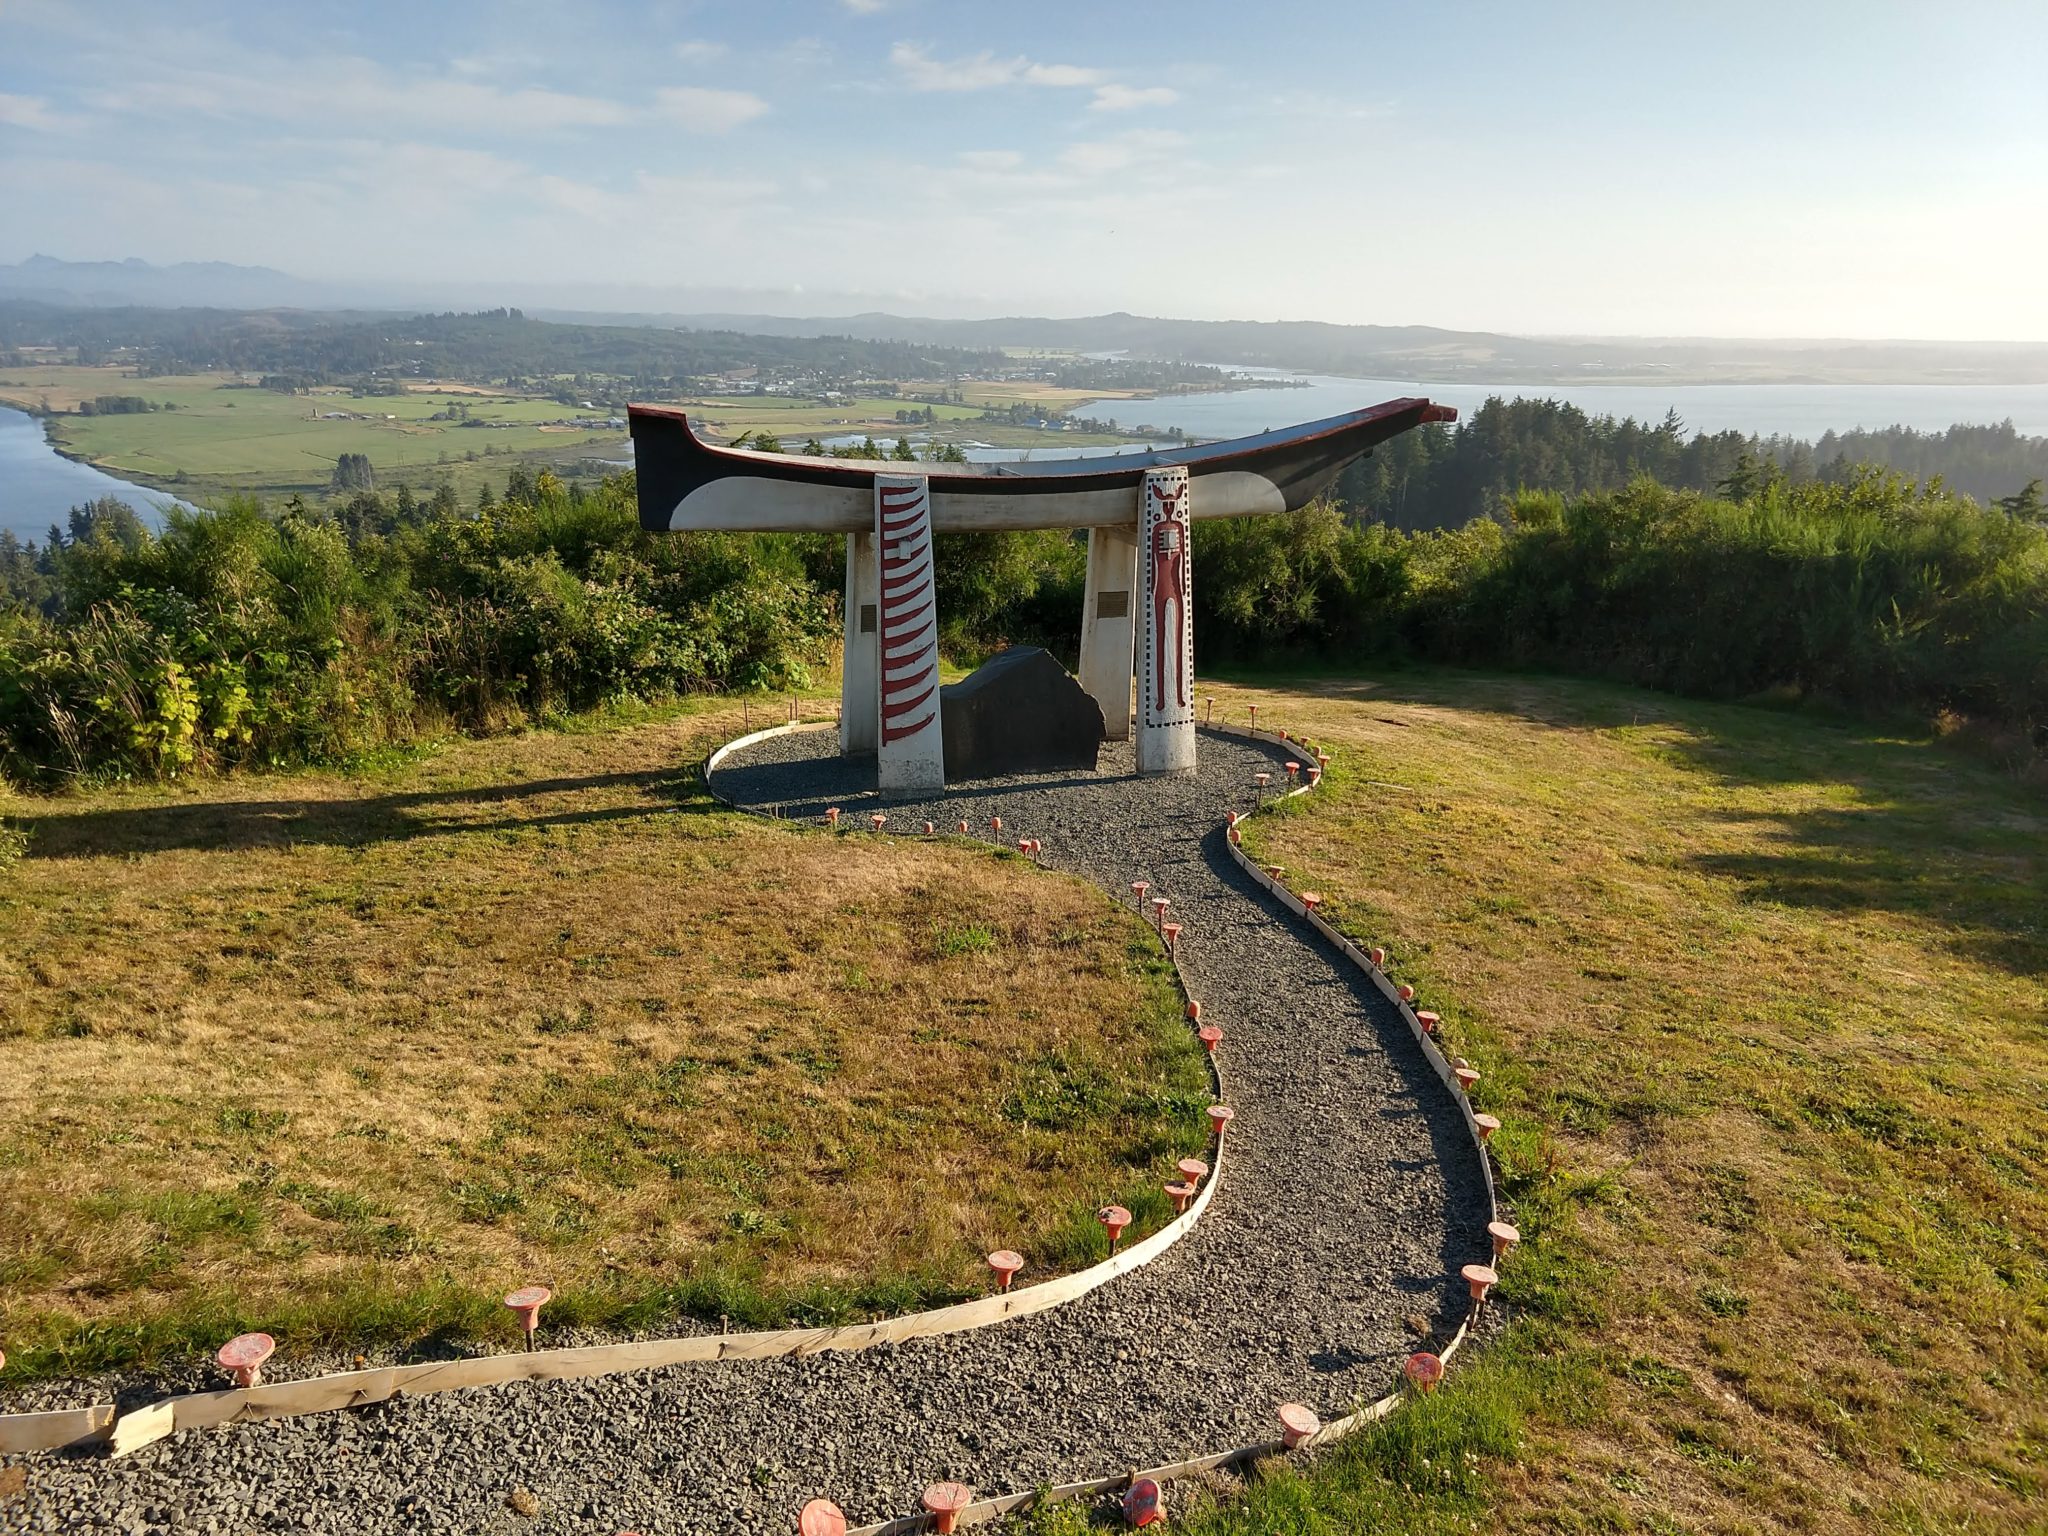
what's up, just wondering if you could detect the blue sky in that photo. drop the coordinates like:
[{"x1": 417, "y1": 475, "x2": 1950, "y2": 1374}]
[{"x1": 3, "y1": 0, "x2": 2045, "y2": 336}]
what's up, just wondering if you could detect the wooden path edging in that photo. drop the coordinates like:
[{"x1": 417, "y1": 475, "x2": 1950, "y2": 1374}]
[
  {"x1": 0, "y1": 720, "x2": 1226, "y2": 1460},
  {"x1": 837, "y1": 717, "x2": 1506, "y2": 1532}
]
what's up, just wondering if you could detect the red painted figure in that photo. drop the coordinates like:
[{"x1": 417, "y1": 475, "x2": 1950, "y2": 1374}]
[{"x1": 1148, "y1": 514, "x2": 1188, "y2": 714}]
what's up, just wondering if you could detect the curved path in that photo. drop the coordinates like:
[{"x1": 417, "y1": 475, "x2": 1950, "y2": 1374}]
[{"x1": 14, "y1": 729, "x2": 1491, "y2": 1536}]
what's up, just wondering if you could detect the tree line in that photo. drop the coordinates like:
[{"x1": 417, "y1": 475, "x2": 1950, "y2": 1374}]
[
  {"x1": 2, "y1": 423, "x2": 2043, "y2": 784},
  {"x1": 1340, "y1": 397, "x2": 2048, "y2": 528}
]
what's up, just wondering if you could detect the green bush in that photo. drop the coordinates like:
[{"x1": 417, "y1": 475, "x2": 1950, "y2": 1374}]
[
  {"x1": 0, "y1": 473, "x2": 833, "y2": 783},
  {"x1": 3, "y1": 465, "x2": 2041, "y2": 784}
]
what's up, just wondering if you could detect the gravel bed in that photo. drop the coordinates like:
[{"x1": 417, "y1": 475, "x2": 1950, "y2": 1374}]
[{"x1": 7, "y1": 728, "x2": 1493, "y2": 1536}]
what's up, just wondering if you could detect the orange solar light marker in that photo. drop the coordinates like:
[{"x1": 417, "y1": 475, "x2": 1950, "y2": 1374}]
[
  {"x1": 217, "y1": 1332, "x2": 275, "y2": 1389},
  {"x1": 1277, "y1": 1401, "x2": 1320, "y2": 1449},
  {"x1": 504, "y1": 1286, "x2": 552, "y2": 1350},
  {"x1": 921, "y1": 1483, "x2": 974, "y2": 1535}
]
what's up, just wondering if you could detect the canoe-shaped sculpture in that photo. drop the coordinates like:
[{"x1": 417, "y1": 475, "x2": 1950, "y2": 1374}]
[{"x1": 628, "y1": 397, "x2": 1456, "y2": 533}]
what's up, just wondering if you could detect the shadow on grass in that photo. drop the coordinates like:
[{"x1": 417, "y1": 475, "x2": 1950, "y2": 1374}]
[
  {"x1": 1239, "y1": 665, "x2": 2048, "y2": 980},
  {"x1": 18, "y1": 766, "x2": 712, "y2": 860}
]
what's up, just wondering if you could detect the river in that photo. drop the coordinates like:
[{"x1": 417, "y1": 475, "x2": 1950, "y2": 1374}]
[
  {"x1": 1075, "y1": 370, "x2": 2048, "y2": 442},
  {"x1": 0, "y1": 406, "x2": 192, "y2": 544}
]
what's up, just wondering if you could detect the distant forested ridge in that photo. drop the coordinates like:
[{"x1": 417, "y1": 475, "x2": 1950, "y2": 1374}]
[
  {"x1": 1341, "y1": 398, "x2": 2048, "y2": 525},
  {"x1": 0, "y1": 302, "x2": 1244, "y2": 402}
]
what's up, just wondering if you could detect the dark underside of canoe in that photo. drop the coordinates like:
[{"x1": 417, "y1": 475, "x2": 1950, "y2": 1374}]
[{"x1": 627, "y1": 397, "x2": 1455, "y2": 533}]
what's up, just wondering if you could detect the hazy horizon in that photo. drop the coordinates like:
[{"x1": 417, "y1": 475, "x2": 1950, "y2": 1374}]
[{"x1": 4, "y1": 1, "x2": 2047, "y2": 341}]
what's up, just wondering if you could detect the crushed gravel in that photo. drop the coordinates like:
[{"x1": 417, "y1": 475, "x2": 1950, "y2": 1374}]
[{"x1": 5, "y1": 727, "x2": 1493, "y2": 1536}]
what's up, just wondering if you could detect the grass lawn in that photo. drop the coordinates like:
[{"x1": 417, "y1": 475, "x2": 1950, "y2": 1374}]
[
  {"x1": 0, "y1": 703, "x2": 1206, "y2": 1378},
  {"x1": 1166, "y1": 673, "x2": 2045, "y2": 1535}
]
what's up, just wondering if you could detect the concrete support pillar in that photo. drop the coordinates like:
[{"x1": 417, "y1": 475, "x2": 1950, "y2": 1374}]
[
  {"x1": 1136, "y1": 466, "x2": 1196, "y2": 774},
  {"x1": 874, "y1": 475, "x2": 945, "y2": 793},
  {"x1": 839, "y1": 528, "x2": 878, "y2": 756},
  {"x1": 1078, "y1": 523, "x2": 1138, "y2": 740}
]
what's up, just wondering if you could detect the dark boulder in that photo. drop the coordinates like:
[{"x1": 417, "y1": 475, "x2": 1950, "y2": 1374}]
[{"x1": 941, "y1": 646, "x2": 1103, "y2": 781}]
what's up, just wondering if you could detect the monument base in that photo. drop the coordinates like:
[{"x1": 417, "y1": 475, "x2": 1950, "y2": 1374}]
[{"x1": 940, "y1": 647, "x2": 1103, "y2": 781}]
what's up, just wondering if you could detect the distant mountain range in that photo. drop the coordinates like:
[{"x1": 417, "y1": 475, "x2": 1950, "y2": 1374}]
[{"x1": 8, "y1": 256, "x2": 2048, "y2": 385}]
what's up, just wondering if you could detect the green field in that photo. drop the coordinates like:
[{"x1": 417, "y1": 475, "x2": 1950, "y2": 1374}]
[
  {"x1": 0, "y1": 367, "x2": 1148, "y2": 505},
  {"x1": 0, "y1": 366, "x2": 625, "y2": 501}
]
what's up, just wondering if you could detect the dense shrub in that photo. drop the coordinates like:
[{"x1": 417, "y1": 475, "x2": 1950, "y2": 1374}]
[
  {"x1": 3, "y1": 464, "x2": 2042, "y2": 784},
  {"x1": 0, "y1": 474, "x2": 831, "y2": 783},
  {"x1": 1193, "y1": 474, "x2": 2047, "y2": 749}
]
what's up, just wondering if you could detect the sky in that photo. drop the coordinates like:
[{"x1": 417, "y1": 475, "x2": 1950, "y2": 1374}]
[{"x1": 2, "y1": 0, "x2": 2046, "y2": 338}]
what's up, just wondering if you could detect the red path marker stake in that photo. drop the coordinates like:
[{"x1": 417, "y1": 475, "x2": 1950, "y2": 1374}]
[
  {"x1": 1150, "y1": 896, "x2": 1170, "y2": 930},
  {"x1": 1197, "y1": 1024, "x2": 1223, "y2": 1054},
  {"x1": 1255, "y1": 772, "x2": 1271, "y2": 793},
  {"x1": 1163, "y1": 1179, "x2": 1196, "y2": 1214},
  {"x1": 1277, "y1": 1401, "x2": 1321, "y2": 1450},
  {"x1": 798, "y1": 1499, "x2": 847, "y2": 1536},
  {"x1": 1285, "y1": 761, "x2": 1301, "y2": 782},
  {"x1": 1301, "y1": 892, "x2": 1321, "y2": 913},
  {"x1": 1186, "y1": 999, "x2": 1201, "y2": 1022},
  {"x1": 1204, "y1": 696, "x2": 1214, "y2": 726},
  {"x1": 218, "y1": 1332, "x2": 275, "y2": 1389},
  {"x1": 1307, "y1": 765, "x2": 1322, "y2": 786},
  {"x1": 1162, "y1": 921, "x2": 1182, "y2": 952},
  {"x1": 990, "y1": 816, "x2": 1002, "y2": 834},
  {"x1": 1206, "y1": 1104, "x2": 1234, "y2": 1138},
  {"x1": 1461, "y1": 1262, "x2": 1499, "y2": 1306},
  {"x1": 1123, "y1": 1475, "x2": 1165, "y2": 1528},
  {"x1": 1098, "y1": 1204, "x2": 1133, "y2": 1251},
  {"x1": 1228, "y1": 826, "x2": 1243, "y2": 846},
  {"x1": 1369, "y1": 947, "x2": 1386, "y2": 969},
  {"x1": 1414, "y1": 1010, "x2": 1439, "y2": 1036},
  {"x1": 871, "y1": 813, "x2": 887, "y2": 833},
  {"x1": 1131, "y1": 879, "x2": 1151, "y2": 908},
  {"x1": 1248, "y1": 704, "x2": 1259, "y2": 734},
  {"x1": 923, "y1": 821, "x2": 935, "y2": 836},
  {"x1": 1473, "y1": 1113, "x2": 1502, "y2": 1141},
  {"x1": 825, "y1": 807, "x2": 841, "y2": 829},
  {"x1": 1398, "y1": 983, "x2": 1417, "y2": 1003},
  {"x1": 1263, "y1": 864, "x2": 1284, "y2": 882},
  {"x1": 1455, "y1": 1065, "x2": 1481, "y2": 1095},
  {"x1": 1018, "y1": 838, "x2": 1033, "y2": 857},
  {"x1": 1404, "y1": 1351, "x2": 1445, "y2": 1394},
  {"x1": 1177, "y1": 1156, "x2": 1209, "y2": 1186},
  {"x1": 957, "y1": 819, "x2": 969, "y2": 834},
  {"x1": 987, "y1": 1249, "x2": 1024, "y2": 1292},
  {"x1": 920, "y1": 1482, "x2": 974, "y2": 1534},
  {"x1": 504, "y1": 1286, "x2": 551, "y2": 1351},
  {"x1": 1488, "y1": 1220, "x2": 1521, "y2": 1262}
]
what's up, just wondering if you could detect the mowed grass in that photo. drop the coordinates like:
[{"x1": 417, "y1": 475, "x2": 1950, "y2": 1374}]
[
  {"x1": 1193, "y1": 674, "x2": 2045, "y2": 1535},
  {"x1": 0, "y1": 707, "x2": 1208, "y2": 1378}
]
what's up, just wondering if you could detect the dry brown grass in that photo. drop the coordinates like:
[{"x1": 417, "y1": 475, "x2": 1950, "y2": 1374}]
[
  {"x1": 1206, "y1": 672, "x2": 2046, "y2": 1536},
  {"x1": 0, "y1": 709, "x2": 1203, "y2": 1373}
]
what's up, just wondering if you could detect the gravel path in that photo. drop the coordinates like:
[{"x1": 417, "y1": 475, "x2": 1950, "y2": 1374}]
[{"x1": 7, "y1": 728, "x2": 1492, "y2": 1536}]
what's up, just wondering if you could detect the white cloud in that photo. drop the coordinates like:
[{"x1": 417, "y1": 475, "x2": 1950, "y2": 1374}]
[
  {"x1": 957, "y1": 149, "x2": 1024, "y2": 171},
  {"x1": 0, "y1": 91, "x2": 68, "y2": 131},
  {"x1": 84, "y1": 56, "x2": 628, "y2": 134},
  {"x1": 673, "y1": 40, "x2": 728, "y2": 64},
  {"x1": 890, "y1": 42, "x2": 1103, "y2": 93},
  {"x1": 1059, "y1": 129, "x2": 1188, "y2": 176},
  {"x1": 1091, "y1": 84, "x2": 1178, "y2": 113},
  {"x1": 841, "y1": 0, "x2": 890, "y2": 13},
  {"x1": 653, "y1": 86, "x2": 770, "y2": 133}
]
